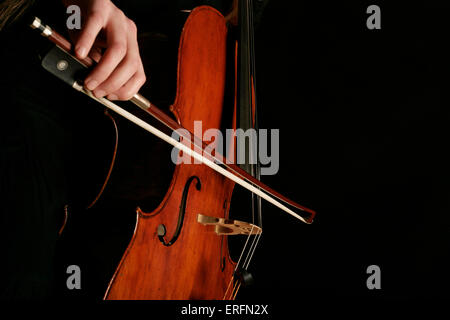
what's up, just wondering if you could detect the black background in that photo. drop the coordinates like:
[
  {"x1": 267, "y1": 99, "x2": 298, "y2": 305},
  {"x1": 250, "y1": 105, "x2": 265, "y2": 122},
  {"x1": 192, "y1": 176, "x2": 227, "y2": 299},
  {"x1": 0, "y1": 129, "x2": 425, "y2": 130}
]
[
  {"x1": 249, "y1": 0, "x2": 450, "y2": 303},
  {"x1": 248, "y1": 0, "x2": 450, "y2": 304},
  {"x1": 13, "y1": 0, "x2": 450, "y2": 310}
]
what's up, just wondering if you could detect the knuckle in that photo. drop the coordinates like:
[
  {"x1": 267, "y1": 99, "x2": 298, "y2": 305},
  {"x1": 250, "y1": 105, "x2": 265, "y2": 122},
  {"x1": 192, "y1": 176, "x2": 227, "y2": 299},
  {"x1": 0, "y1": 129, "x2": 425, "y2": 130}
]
[
  {"x1": 102, "y1": 79, "x2": 122, "y2": 94},
  {"x1": 89, "y1": 70, "x2": 107, "y2": 84},
  {"x1": 93, "y1": 87, "x2": 107, "y2": 98},
  {"x1": 89, "y1": 11, "x2": 105, "y2": 26},
  {"x1": 96, "y1": 0, "x2": 112, "y2": 14},
  {"x1": 112, "y1": 42, "x2": 127, "y2": 57},
  {"x1": 118, "y1": 90, "x2": 134, "y2": 101},
  {"x1": 124, "y1": 83, "x2": 140, "y2": 100},
  {"x1": 138, "y1": 72, "x2": 147, "y2": 85},
  {"x1": 121, "y1": 94, "x2": 133, "y2": 101},
  {"x1": 127, "y1": 19, "x2": 137, "y2": 33},
  {"x1": 128, "y1": 58, "x2": 139, "y2": 70},
  {"x1": 114, "y1": 8, "x2": 126, "y2": 21}
]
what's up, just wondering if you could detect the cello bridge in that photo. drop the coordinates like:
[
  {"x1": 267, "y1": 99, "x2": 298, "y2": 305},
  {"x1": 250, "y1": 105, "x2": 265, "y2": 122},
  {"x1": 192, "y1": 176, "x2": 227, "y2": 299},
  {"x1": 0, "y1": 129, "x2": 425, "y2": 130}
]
[{"x1": 197, "y1": 214, "x2": 262, "y2": 236}]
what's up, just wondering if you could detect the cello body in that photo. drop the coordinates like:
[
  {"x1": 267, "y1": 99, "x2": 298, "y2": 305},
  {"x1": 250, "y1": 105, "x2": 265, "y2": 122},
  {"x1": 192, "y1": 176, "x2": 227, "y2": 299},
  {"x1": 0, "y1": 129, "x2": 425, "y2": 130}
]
[{"x1": 104, "y1": 6, "x2": 237, "y2": 300}]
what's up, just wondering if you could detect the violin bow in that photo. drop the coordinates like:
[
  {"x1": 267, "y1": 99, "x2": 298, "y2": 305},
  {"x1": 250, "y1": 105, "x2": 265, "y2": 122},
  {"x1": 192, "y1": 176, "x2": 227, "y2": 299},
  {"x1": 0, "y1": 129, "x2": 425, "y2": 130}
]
[{"x1": 30, "y1": 16, "x2": 317, "y2": 225}]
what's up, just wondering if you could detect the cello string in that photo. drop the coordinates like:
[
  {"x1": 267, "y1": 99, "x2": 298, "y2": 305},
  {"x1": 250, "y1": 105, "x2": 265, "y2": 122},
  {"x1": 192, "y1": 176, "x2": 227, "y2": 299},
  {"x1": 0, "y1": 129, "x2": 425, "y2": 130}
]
[
  {"x1": 241, "y1": 228, "x2": 259, "y2": 270},
  {"x1": 237, "y1": 1, "x2": 263, "y2": 288},
  {"x1": 247, "y1": 0, "x2": 264, "y2": 229},
  {"x1": 223, "y1": 279, "x2": 233, "y2": 300},
  {"x1": 234, "y1": 225, "x2": 254, "y2": 273},
  {"x1": 227, "y1": 227, "x2": 263, "y2": 300},
  {"x1": 230, "y1": 281, "x2": 239, "y2": 300},
  {"x1": 223, "y1": 224, "x2": 255, "y2": 299},
  {"x1": 232, "y1": 282, "x2": 242, "y2": 300},
  {"x1": 246, "y1": 0, "x2": 256, "y2": 227},
  {"x1": 223, "y1": 224, "x2": 258, "y2": 300},
  {"x1": 238, "y1": 228, "x2": 262, "y2": 291},
  {"x1": 228, "y1": 233, "x2": 261, "y2": 300},
  {"x1": 244, "y1": 232, "x2": 262, "y2": 270},
  {"x1": 226, "y1": 279, "x2": 240, "y2": 301},
  {"x1": 229, "y1": 222, "x2": 262, "y2": 299}
]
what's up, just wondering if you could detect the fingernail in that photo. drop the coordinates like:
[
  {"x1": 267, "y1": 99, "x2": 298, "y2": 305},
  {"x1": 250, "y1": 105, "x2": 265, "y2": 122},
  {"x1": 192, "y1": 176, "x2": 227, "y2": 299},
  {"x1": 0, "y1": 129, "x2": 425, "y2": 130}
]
[
  {"x1": 85, "y1": 80, "x2": 98, "y2": 91},
  {"x1": 94, "y1": 90, "x2": 106, "y2": 98},
  {"x1": 108, "y1": 94, "x2": 118, "y2": 101},
  {"x1": 76, "y1": 46, "x2": 87, "y2": 58}
]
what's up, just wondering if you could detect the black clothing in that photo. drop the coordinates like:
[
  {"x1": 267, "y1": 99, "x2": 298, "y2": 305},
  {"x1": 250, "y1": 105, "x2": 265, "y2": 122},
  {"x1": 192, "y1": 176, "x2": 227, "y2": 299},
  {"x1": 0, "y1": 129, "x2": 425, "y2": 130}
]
[{"x1": 0, "y1": 2, "x2": 72, "y2": 299}]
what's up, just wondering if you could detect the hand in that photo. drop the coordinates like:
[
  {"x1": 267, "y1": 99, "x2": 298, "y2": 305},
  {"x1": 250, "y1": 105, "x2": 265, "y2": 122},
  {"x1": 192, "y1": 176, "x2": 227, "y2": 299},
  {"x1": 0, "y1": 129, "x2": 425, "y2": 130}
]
[{"x1": 64, "y1": 0, "x2": 146, "y2": 101}]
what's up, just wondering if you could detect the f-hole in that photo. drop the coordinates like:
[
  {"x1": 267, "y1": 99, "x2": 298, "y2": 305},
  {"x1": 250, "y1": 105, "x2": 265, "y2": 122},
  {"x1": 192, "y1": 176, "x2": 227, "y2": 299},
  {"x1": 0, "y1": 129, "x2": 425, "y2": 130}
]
[{"x1": 157, "y1": 176, "x2": 201, "y2": 246}]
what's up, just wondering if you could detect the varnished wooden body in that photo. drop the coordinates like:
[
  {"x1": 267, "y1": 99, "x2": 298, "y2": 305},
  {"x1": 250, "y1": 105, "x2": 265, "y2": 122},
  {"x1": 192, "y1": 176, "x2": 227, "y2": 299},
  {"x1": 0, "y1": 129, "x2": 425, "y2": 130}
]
[{"x1": 104, "y1": 6, "x2": 237, "y2": 300}]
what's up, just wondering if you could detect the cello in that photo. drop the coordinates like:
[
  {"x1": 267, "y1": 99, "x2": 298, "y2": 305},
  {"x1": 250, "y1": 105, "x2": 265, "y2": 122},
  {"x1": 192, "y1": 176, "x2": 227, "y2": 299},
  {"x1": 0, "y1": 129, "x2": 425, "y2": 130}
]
[
  {"x1": 30, "y1": 2, "x2": 316, "y2": 300},
  {"x1": 105, "y1": 4, "x2": 257, "y2": 300}
]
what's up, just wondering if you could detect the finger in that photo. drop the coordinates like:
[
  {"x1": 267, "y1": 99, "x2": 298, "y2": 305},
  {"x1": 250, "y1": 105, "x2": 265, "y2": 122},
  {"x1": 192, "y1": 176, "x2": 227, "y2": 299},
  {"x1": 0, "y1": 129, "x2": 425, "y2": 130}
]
[
  {"x1": 107, "y1": 68, "x2": 146, "y2": 101},
  {"x1": 84, "y1": 19, "x2": 128, "y2": 95},
  {"x1": 74, "y1": 12, "x2": 104, "y2": 59},
  {"x1": 93, "y1": 56, "x2": 137, "y2": 97},
  {"x1": 94, "y1": 22, "x2": 143, "y2": 98}
]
